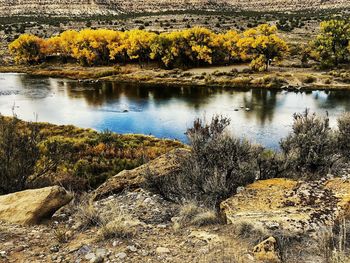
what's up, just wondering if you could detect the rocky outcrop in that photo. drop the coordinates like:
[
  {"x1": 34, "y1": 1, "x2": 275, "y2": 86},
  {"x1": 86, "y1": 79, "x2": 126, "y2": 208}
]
[
  {"x1": 93, "y1": 148, "x2": 189, "y2": 200},
  {"x1": 0, "y1": 0, "x2": 348, "y2": 16},
  {"x1": 220, "y1": 178, "x2": 350, "y2": 237},
  {"x1": 0, "y1": 186, "x2": 72, "y2": 225}
]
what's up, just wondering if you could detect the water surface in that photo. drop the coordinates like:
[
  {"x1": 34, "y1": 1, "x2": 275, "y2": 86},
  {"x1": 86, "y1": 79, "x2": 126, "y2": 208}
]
[{"x1": 0, "y1": 73, "x2": 349, "y2": 149}]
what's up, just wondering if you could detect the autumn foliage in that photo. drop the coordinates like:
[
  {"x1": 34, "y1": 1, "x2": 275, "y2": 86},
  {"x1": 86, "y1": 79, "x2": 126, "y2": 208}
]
[{"x1": 9, "y1": 24, "x2": 288, "y2": 71}]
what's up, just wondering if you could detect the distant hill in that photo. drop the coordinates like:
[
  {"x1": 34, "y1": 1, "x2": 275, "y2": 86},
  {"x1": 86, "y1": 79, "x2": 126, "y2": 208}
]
[{"x1": 0, "y1": 0, "x2": 348, "y2": 16}]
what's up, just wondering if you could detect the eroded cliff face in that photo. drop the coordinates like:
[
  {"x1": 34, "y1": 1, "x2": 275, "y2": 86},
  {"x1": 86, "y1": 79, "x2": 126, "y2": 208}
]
[{"x1": 0, "y1": 0, "x2": 348, "y2": 16}]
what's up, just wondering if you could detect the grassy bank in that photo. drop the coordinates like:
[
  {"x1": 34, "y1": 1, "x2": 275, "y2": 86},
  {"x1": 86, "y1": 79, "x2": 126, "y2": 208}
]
[
  {"x1": 0, "y1": 116, "x2": 183, "y2": 193},
  {"x1": 1, "y1": 63, "x2": 350, "y2": 90}
]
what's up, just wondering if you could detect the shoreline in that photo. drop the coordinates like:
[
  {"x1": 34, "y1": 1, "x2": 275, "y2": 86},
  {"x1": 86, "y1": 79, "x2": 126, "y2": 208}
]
[{"x1": 1, "y1": 64, "x2": 350, "y2": 91}]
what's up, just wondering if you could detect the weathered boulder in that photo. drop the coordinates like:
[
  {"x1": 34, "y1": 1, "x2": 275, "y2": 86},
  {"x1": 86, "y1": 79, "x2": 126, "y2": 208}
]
[
  {"x1": 253, "y1": 236, "x2": 281, "y2": 263},
  {"x1": 220, "y1": 178, "x2": 350, "y2": 236},
  {"x1": 93, "y1": 148, "x2": 189, "y2": 200},
  {"x1": 0, "y1": 186, "x2": 72, "y2": 225}
]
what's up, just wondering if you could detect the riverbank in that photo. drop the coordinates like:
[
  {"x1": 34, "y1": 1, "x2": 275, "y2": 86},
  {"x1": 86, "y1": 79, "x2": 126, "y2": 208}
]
[
  {"x1": 1, "y1": 63, "x2": 350, "y2": 90},
  {"x1": 0, "y1": 116, "x2": 183, "y2": 193}
]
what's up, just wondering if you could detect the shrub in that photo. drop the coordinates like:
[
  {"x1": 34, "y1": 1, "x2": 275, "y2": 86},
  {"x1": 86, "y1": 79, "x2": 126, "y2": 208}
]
[
  {"x1": 337, "y1": 113, "x2": 350, "y2": 160},
  {"x1": 280, "y1": 109, "x2": 340, "y2": 179},
  {"x1": 0, "y1": 115, "x2": 40, "y2": 194},
  {"x1": 303, "y1": 75, "x2": 317, "y2": 84},
  {"x1": 145, "y1": 115, "x2": 261, "y2": 208}
]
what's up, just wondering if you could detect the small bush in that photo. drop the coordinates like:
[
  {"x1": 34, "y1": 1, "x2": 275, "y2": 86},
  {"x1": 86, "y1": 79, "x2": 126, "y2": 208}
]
[
  {"x1": 337, "y1": 113, "x2": 350, "y2": 160},
  {"x1": 280, "y1": 109, "x2": 340, "y2": 179},
  {"x1": 303, "y1": 75, "x2": 317, "y2": 84},
  {"x1": 0, "y1": 115, "x2": 40, "y2": 194},
  {"x1": 145, "y1": 115, "x2": 261, "y2": 208}
]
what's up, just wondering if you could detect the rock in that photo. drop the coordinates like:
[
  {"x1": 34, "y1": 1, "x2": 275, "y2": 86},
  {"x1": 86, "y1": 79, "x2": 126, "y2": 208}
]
[
  {"x1": 0, "y1": 186, "x2": 73, "y2": 225},
  {"x1": 77, "y1": 245, "x2": 92, "y2": 256},
  {"x1": 93, "y1": 148, "x2": 189, "y2": 200},
  {"x1": 156, "y1": 247, "x2": 170, "y2": 254},
  {"x1": 85, "y1": 253, "x2": 96, "y2": 260},
  {"x1": 95, "y1": 248, "x2": 107, "y2": 258},
  {"x1": 115, "y1": 252, "x2": 127, "y2": 259},
  {"x1": 220, "y1": 178, "x2": 350, "y2": 236},
  {"x1": 253, "y1": 237, "x2": 281, "y2": 263},
  {"x1": 50, "y1": 245, "x2": 59, "y2": 253},
  {"x1": 127, "y1": 245, "x2": 137, "y2": 252},
  {"x1": 90, "y1": 256, "x2": 104, "y2": 263}
]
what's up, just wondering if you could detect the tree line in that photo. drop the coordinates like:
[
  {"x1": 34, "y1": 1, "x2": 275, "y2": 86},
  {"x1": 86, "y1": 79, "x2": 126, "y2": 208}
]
[
  {"x1": 8, "y1": 24, "x2": 288, "y2": 71},
  {"x1": 9, "y1": 20, "x2": 350, "y2": 71}
]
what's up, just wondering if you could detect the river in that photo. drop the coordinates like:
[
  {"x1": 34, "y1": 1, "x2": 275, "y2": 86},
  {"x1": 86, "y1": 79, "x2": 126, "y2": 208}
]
[{"x1": 0, "y1": 73, "x2": 349, "y2": 148}]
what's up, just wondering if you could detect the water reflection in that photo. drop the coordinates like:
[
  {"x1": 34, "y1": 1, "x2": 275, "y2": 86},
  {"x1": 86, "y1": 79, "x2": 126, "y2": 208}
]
[{"x1": 0, "y1": 73, "x2": 349, "y2": 149}]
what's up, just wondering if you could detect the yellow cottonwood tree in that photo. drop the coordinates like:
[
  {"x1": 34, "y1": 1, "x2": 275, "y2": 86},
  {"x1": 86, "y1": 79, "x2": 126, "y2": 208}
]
[
  {"x1": 222, "y1": 30, "x2": 241, "y2": 62},
  {"x1": 8, "y1": 34, "x2": 45, "y2": 64},
  {"x1": 9, "y1": 25, "x2": 289, "y2": 69},
  {"x1": 238, "y1": 24, "x2": 288, "y2": 71},
  {"x1": 124, "y1": 30, "x2": 157, "y2": 63}
]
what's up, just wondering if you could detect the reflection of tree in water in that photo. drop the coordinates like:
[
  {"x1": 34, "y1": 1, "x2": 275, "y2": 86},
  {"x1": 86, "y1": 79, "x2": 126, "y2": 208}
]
[
  {"x1": 17, "y1": 75, "x2": 52, "y2": 99},
  {"x1": 63, "y1": 81, "x2": 216, "y2": 109},
  {"x1": 313, "y1": 90, "x2": 350, "y2": 112},
  {"x1": 62, "y1": 81, "x2": 283, "y2": 124},
  {"x1": 241, "y1": 89, "x2": 279, "y2": 125}
]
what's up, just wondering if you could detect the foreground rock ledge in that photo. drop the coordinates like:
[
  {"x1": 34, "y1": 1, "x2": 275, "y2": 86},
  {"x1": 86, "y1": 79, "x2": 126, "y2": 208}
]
[
  {"x1": 93, "y1": 148, "x2": 190, "y2": 200},
  {"x1": 220, "y1": 178, "x2": 350, "y2": 236},
  {"x1": 0, "y1": 186, "x2": 72, "y2": 225}
]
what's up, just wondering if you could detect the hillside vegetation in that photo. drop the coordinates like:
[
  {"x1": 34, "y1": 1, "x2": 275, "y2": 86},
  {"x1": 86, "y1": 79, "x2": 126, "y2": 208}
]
[{"x1": 0, "y1": 0, "x2": 348, "y2": 16}]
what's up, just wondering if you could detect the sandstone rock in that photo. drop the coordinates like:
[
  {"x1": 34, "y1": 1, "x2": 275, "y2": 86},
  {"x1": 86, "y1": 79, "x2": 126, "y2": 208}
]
[
  {"x1": 253, "y1": 237, "x2": 281, "y2": 263},
  {"x1": 220, "y1": 178, "x2": 350, "y2": 236},
  {"x1": 93, "y1": 148, "x2": 189, "y2": 200},
  {"x1": 0, "y1": 186, "x2": 72, "y2": 225}
]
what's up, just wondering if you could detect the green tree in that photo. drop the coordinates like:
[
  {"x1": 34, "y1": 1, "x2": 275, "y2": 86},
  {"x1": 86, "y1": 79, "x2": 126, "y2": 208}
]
[
  {"x1": 313, "y1": 20, "x2": 350, "y2": 68},
  {"x1": 0, "y1": 116, "x2": 39, "y2": 194}
]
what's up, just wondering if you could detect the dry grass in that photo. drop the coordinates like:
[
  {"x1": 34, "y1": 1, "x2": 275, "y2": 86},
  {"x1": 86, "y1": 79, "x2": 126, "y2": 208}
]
[
  {"x1": 200, "y1": 239, "x2": 252, "y2": 263},
  {"x1": 173, "y1": 203, "x2": 220, "y2": 230},
  {"x1": 98, "y1": 204, "x2": 140, "y2": 240},
  {"x1": 53, "y1": 227, "x2": 68, "y2": 243},
  {"x1": 75, "y1": 200, "x2": 102, "y2": 230},
  {"x1": 98, "y1": 210, "x2": 139, "y2": 240}
]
